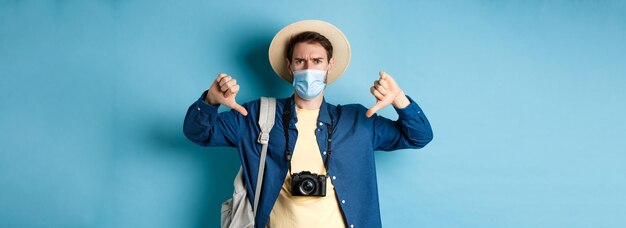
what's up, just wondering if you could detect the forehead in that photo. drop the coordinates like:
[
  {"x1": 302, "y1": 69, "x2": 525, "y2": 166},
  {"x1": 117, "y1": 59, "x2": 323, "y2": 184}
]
[{"x1": 291, "y1": 42, "x2": 327, "y2": 58}]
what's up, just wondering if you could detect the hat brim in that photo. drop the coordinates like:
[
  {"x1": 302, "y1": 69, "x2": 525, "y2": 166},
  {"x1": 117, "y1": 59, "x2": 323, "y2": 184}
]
[{"x1": 268, "y1": 20, "x2": 351, "y2": 85}]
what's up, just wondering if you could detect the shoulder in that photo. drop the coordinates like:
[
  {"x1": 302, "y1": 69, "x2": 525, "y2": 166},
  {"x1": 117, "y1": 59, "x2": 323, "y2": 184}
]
[
  {"x1": 241, "y1": 97, "x2": 291, "y2": 114},
  {"x1": 331, "y1": 102, "x2": 373, "y2": 122},
  {"x1": 335, "y1": 102, "x2": 368, "y2": 114}
]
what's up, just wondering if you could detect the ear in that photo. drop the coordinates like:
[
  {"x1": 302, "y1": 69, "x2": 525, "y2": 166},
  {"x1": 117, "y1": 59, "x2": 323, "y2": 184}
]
[
  {"x1": 324, "y1": 57, "x2": 335, "y2": 84},
  {"x1": 286, "y1": 58, "x2": 292, "y2": 74},
  {"x1": 327, "y1": 57, "x2": 335, "y2": 72}
]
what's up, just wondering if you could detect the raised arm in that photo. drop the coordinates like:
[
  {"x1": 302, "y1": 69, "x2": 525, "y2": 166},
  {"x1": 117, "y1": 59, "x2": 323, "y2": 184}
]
[
  {"x1": 366, "y1": 71, "x2": 433, "y2": 150},
  {"x1": 183, "y1": 73, "x2": 248, "y2": 147}
]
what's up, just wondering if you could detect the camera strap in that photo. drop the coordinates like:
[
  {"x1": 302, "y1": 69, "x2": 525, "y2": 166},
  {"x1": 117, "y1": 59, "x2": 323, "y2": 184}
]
[{"x1": 283, "y1": 97, "x2": 333, "y2": 177}]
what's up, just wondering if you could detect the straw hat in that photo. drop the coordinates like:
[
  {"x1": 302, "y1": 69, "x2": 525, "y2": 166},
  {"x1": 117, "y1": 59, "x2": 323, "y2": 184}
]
[{"x1": 268, "y1": 20, "x2": 351, "y2": 85}]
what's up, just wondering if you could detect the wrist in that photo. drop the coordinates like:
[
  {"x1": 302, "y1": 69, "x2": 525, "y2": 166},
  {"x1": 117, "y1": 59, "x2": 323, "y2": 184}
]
[
  {"x1": 204, "y1": 91, "x2": 220, "y2": 105},
  {"x1": 392, "y1": 91, "x2": 410, "y2": 109}
]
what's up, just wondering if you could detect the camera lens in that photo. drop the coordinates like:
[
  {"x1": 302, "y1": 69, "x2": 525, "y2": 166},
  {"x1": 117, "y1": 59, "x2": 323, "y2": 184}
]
[{"x1": 299, "y1": 179, "x2": 316, "y2": 195}]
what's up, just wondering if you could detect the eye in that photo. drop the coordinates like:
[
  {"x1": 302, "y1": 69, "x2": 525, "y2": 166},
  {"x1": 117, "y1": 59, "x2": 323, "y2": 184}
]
[
  {"x1": 296, "y1": 60, "x2": 303, "y2": 64},
  {"x1": 314, "y1": 59, "x2": 322, "y2": 64}
]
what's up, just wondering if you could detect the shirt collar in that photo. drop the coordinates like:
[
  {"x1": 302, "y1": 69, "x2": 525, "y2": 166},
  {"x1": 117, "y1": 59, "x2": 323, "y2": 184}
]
[{"x1": 287, "y1": 95, "x2": 333, "y2": 125}]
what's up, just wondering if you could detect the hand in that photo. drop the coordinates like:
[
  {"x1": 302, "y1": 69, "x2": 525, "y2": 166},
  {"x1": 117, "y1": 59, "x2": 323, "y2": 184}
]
[
  {"x1": 205, "y1": 73, "x2": 248, "y2": 116},
  {"x1": 366, "y1": 71, "x2": 410, "y2": 118}
]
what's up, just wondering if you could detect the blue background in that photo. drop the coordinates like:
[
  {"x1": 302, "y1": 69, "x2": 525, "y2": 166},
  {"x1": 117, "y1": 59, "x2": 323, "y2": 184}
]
[{"x1": 1, "y1": 0, "x2": 625, "y2": 227}]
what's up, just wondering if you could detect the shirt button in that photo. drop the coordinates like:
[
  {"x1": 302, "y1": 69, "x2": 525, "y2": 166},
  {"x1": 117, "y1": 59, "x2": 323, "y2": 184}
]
[
  {"x1": 319, "y1": 122, "x2": 323, "y2": 126},
  {"x1": 332, "y1": 176, "x2": 336, "y2": 180},
  {"x1": 351, "y1": 225, "x2": 354, "y2": 228},
  {"x1": 341, "y1": 200, "x2": 346, "y2": 204},
  {"x1": 197, "y1": 107, "x2": 200, "y2": 111},
  {"x1": 323, "y1": 151, "x2": 327, "y2": 155},
  {"x1": 418, "y1": 111, "x2": 421, "y2": 113}
]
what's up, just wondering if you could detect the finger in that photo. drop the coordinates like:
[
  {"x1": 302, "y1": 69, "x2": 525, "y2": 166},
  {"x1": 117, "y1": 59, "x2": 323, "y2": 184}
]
[
  {"x1": 214, "y1": 74, "x2": 228, "y2": 90},
  {"x1": 225, "y1": 84, "x2": 240, "y2": 97},
  {"x1": 219, "y1": 76, "x2": 233, "y2": 87},
  {"x1": 216, "y1": 73, "x2": 228, "y2": 82},
  {"x1": 379, "y1": 71, "x2": 397, "y2": 87},
  {"x1": 220, "y1": 82, "x2": 230, "y2": 92},
  {"x1": 374, "y1": 80, "x2": 388, "y2": 94},
  {"x1": 379, "y1": 71, "x2": 389, "y2": 79},
  {"x1": 220, "y1": 78, "x2": 237, "y2": 93},
  {"x1": 230, "y1": 102, "x2": 248, "y2": 116},
  {"x1": 366, "y1": 101, "x2": 385, "y2": 118},
  {"x1": 378, "y1": 78, "x2": 390, "y2": 90},
  {"x1": 375, "y1": 84, "x2": 388, "y2": 96},
  {"x1": 222, "y1": 79, "x2": 239, "y2": 95},
  {"x1": 211, "y1": 73, "x2": 225, "y2": 87},
  {"x1": 370, "y1": 86, "x2": 385, "y2": 100},
  {"x1": 219, "y1": 77, "x2": 232, "y2": 88},
  {"x1": 226, "y1": 79, "x2": 237, "y2": 88}
]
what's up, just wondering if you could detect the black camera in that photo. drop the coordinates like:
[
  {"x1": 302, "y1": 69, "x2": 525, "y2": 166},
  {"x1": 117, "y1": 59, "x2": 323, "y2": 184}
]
[{"x1": 291, "y1": 171, "x2": 326, "y2": 197}]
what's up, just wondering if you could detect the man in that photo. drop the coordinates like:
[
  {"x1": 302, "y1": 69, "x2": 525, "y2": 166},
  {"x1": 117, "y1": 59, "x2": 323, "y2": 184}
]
[{"x1": 183, "y1": 20, "x2": 433, "y2": 228}]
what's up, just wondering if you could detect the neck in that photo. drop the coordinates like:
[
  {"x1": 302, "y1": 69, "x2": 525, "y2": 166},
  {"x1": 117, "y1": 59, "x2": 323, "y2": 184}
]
[{"x1": 293, "y1": 92, "x2": 324, "y2": 110}]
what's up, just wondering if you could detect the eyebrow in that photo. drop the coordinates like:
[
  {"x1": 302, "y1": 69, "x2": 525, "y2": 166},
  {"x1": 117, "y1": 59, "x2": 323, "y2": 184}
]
[{"x1": 293, "y1": 57, "x2": 326, "y2": 61}]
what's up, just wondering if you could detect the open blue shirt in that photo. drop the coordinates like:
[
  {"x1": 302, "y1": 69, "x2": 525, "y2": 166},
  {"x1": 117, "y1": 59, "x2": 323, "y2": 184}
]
[{"x1": 183, "y1": 91, "x2": 433, "y2": 227}]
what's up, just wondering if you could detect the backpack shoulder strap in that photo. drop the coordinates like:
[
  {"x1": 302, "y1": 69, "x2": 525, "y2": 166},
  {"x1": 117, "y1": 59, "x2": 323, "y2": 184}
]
[
  {"x1": 253, "y1": 97, "x2": 276, "y2": 215},
  {"x1": 257, "y1": 97, "x2": 276, "y2": 144}
]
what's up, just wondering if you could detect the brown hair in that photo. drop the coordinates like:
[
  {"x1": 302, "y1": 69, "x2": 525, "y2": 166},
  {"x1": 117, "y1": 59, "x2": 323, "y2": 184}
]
[{"x1": 285, "y1": 31, "x2": 333, "y2": 62}]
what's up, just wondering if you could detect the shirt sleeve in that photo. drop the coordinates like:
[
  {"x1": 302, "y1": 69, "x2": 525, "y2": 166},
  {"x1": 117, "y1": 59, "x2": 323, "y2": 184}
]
[
  {"x1": 182, "y1": 90, "x2": 244, "y2": 147},
  {"x1": 371, "y1": 95, "x2": 433, "y2": 151}
]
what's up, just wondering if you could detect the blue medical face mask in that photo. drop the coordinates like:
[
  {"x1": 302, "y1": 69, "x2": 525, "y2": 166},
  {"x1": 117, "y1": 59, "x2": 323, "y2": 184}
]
[{"x1": 292, "y1": 69, "x2": 327, "y2": 100}]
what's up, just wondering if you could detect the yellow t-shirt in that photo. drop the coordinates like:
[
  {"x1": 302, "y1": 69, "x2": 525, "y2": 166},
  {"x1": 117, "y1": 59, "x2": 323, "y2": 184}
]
[{"x1": 268, "y1": 107, "x2": 345, "y2": 228}]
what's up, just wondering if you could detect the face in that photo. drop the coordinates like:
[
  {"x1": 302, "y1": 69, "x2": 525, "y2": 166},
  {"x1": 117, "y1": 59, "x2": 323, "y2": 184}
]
[{"x1": 287, "y1": 42, "x2": 334, "y2": 73}]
